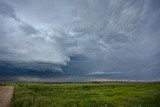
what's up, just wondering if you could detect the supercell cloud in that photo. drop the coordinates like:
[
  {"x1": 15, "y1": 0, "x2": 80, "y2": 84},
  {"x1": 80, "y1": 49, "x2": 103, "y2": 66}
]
[{"x1": 0, "y1": 0, "x2": 160, "y2": 80}]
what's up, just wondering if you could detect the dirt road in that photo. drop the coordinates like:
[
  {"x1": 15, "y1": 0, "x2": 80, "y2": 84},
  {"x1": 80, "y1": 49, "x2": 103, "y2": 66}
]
[{"x1": 0, "y1": 86, "x2": 14, "y2": 107}]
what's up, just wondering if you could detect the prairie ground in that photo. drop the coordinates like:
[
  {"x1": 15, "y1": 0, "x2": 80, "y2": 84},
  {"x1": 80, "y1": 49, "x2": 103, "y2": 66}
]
[{"x1": 1, "y1": 82, "x2": 160, "y2": 107}]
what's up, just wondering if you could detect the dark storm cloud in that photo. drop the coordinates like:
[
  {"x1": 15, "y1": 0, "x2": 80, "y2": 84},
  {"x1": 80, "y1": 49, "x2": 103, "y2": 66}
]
[
  {"x1": 0, "y1": 0, "x2": 160, "y2": 80},
  {"x1": 19, "y1": 23, "x2": 38, "y2": 35},
  {"x1": 0, "y1": 0, "x2": 70, "y2": 72},
  {"x1": 0, "y1": 1, "x2": 15, "y2": 18}
]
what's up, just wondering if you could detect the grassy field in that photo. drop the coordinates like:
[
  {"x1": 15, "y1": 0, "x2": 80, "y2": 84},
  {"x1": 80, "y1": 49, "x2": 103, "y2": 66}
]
[{"x1": 1, "y1": 82, "x2": 160, "y2": 107}]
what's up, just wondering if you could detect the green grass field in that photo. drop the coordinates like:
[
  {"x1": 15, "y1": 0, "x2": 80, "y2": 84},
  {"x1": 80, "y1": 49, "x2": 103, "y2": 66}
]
[{"x1": 1, "y1": 82, "x2": 160, "y2": 107}]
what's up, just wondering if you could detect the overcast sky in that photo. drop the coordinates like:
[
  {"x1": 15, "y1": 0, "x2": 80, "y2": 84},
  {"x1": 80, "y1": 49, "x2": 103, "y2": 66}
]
[{"x1": 0, "y1": 0, "x2": 160, "y2": 81}]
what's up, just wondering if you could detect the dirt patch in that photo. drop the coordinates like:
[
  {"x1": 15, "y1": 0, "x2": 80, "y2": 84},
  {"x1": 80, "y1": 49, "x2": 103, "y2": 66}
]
[{"x1": 0, "y1": 86, "x2": 14, "y2": 107}]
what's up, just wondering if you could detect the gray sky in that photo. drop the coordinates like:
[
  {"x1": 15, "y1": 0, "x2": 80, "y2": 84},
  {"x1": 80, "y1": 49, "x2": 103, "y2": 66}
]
[{"x1": 0, "y1": 0, "x2": 160, "y2": 81}]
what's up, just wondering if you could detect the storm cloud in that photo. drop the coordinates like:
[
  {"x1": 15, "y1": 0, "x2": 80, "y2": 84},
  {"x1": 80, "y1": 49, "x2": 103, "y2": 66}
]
[{"x1": 0, "y1": 0, "x2": 160, "y2": 80}]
